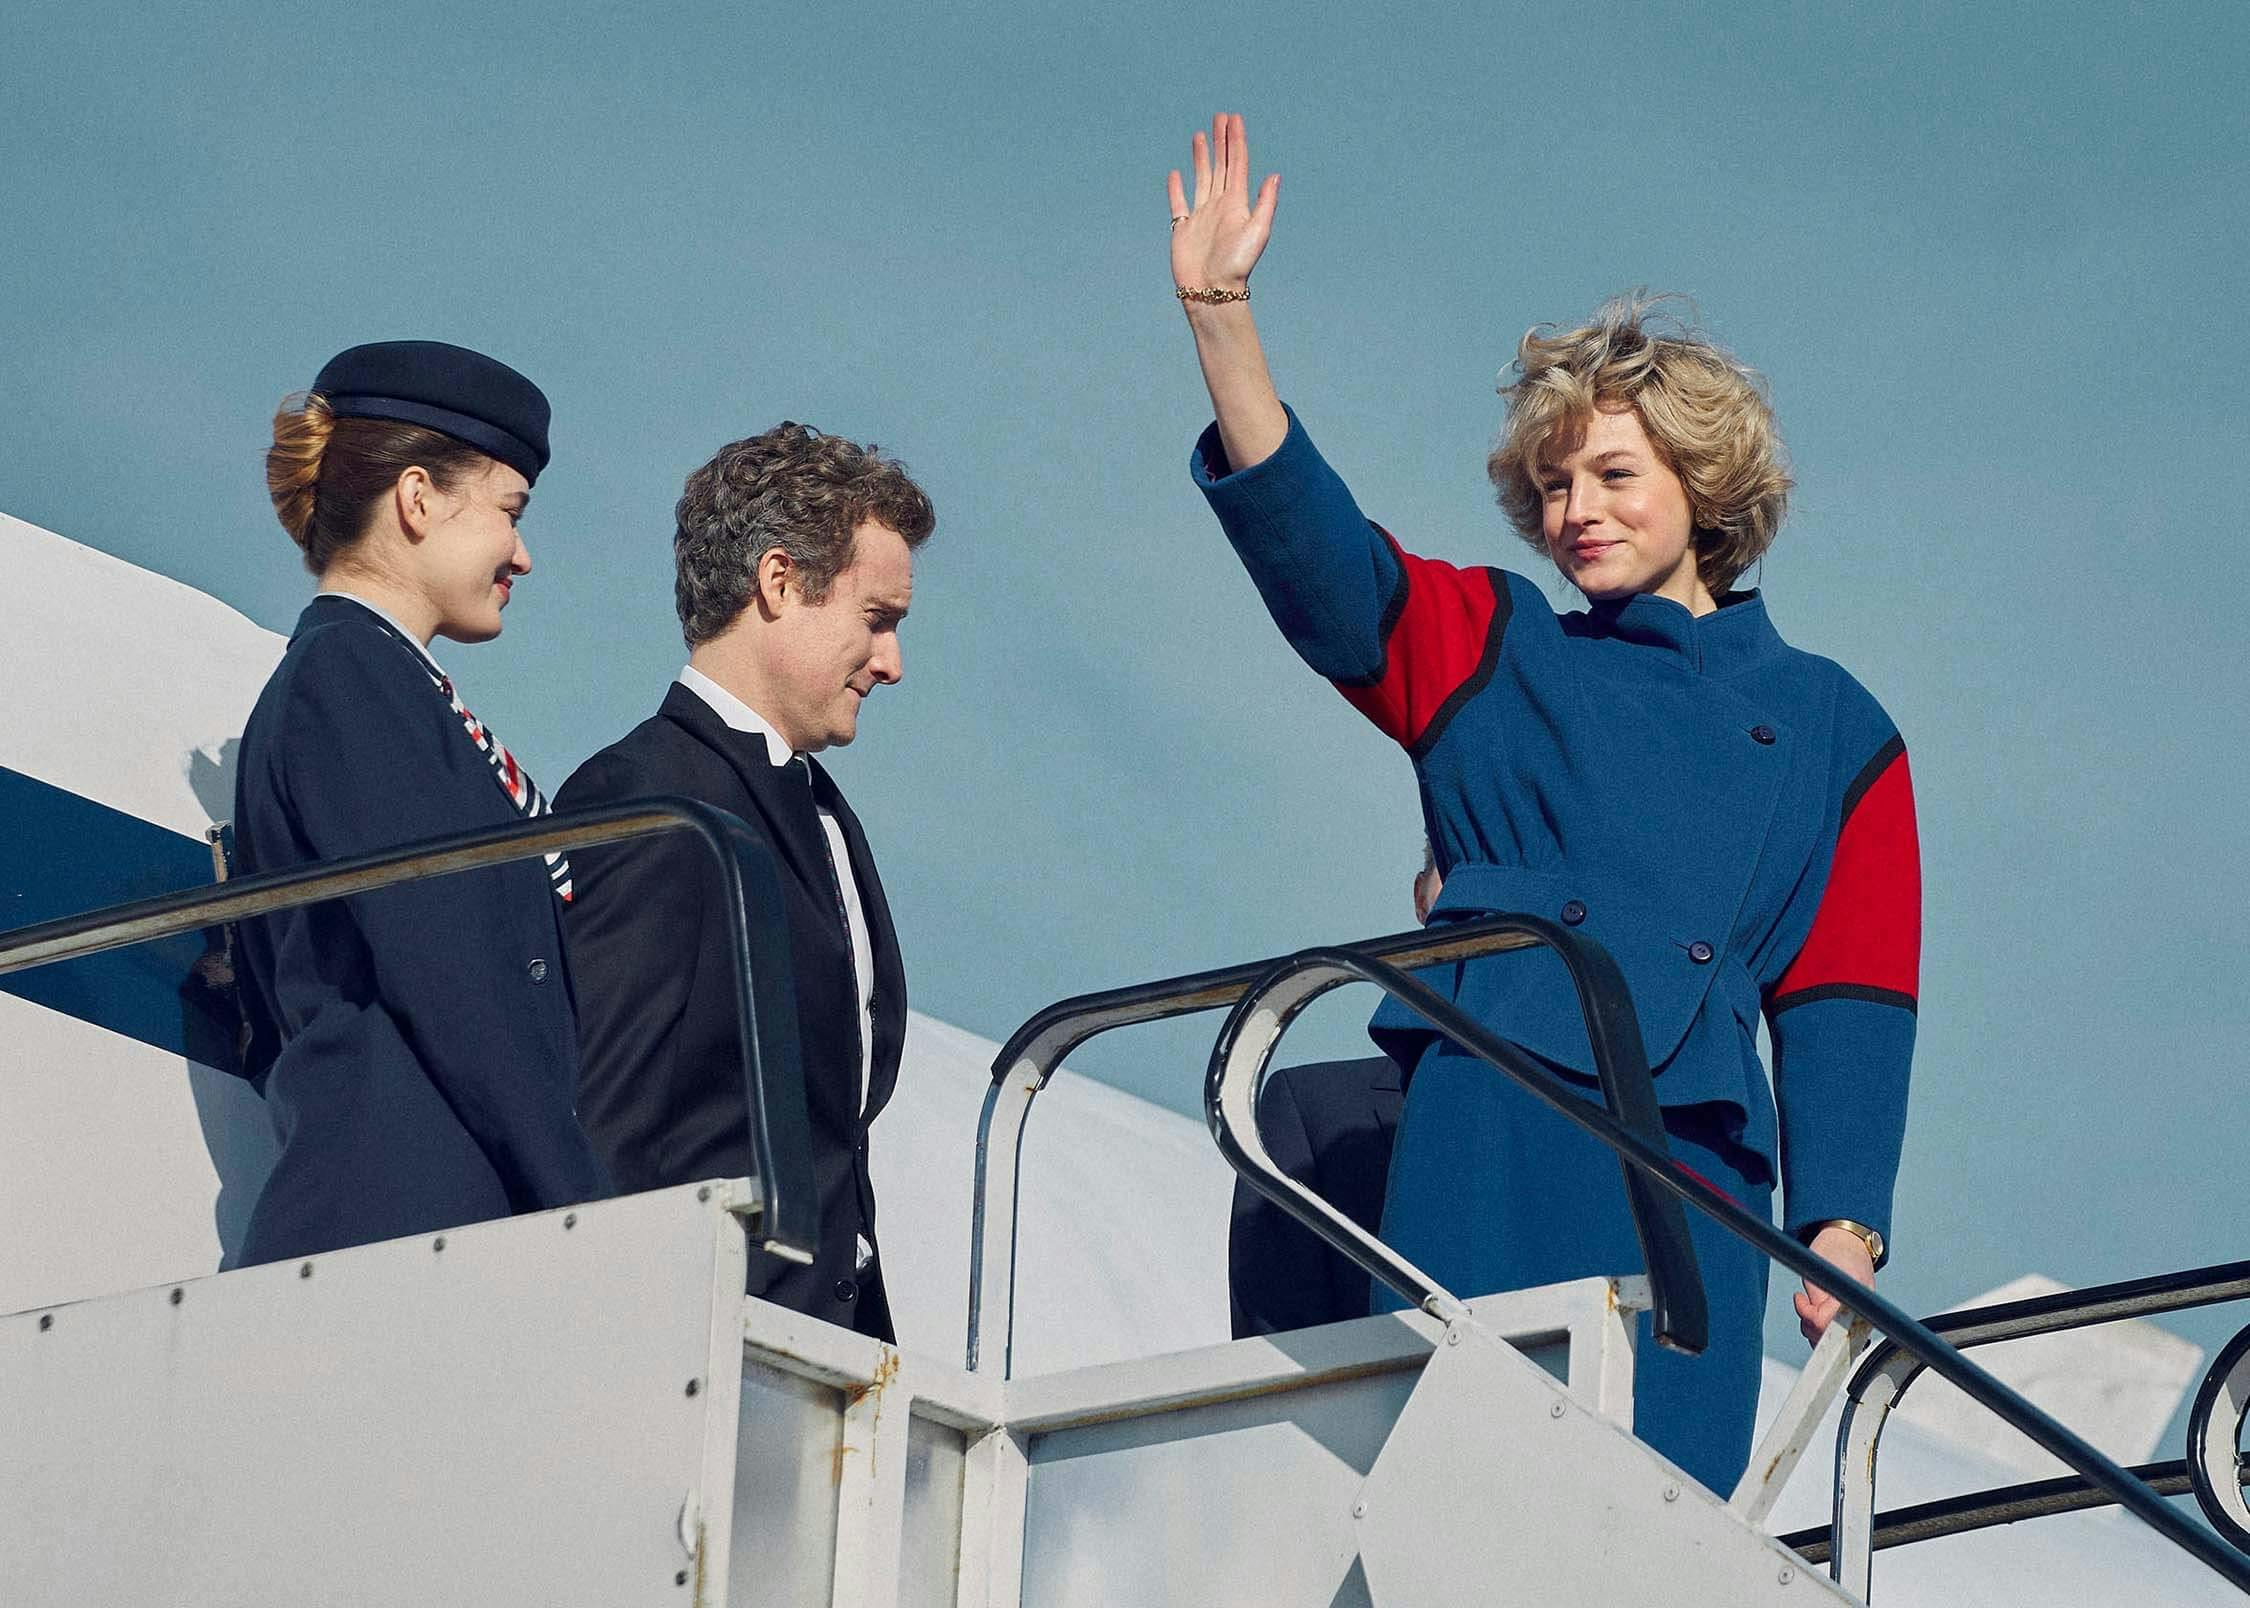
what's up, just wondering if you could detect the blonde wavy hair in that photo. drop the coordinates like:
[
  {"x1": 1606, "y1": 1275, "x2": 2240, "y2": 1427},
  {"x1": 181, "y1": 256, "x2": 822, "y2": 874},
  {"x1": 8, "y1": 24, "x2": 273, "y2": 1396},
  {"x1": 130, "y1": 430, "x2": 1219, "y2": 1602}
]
[{"x1": 1487, "y1": 294, "x2": 1791, "y2": 593}]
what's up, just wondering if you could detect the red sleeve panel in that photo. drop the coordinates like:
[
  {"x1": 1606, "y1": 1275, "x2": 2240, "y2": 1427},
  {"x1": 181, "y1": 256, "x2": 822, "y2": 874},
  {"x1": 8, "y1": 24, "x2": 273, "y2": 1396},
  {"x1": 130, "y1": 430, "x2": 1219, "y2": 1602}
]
[
  {"x1": 1332, "y1": 527, "x2": 1511, "y2": 757},
  {"x1": 1770, "y1": 736, "x2": 1921, "y2": 1014}
]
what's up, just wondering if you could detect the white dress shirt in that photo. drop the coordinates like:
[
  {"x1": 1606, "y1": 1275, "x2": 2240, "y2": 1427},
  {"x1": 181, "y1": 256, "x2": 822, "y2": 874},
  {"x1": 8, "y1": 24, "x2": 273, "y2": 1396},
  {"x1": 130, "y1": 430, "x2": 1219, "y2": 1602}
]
[{"x1": 676, "y1": 666, "x2": 877, "y2": 1115}]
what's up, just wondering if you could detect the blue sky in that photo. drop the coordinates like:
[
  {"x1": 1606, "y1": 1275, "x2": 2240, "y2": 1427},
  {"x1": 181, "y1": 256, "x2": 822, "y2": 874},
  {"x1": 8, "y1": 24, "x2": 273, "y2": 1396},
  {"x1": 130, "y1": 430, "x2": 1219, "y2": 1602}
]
[{"x1": 6, "y1": 2, "x2": 2248, "y2": 1381}]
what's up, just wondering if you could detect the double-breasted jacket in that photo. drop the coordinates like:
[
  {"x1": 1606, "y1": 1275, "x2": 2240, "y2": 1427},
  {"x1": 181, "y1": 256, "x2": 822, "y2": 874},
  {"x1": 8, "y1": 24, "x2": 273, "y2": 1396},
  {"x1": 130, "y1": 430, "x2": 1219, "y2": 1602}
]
[{"x1": 1194, "y1": 409, "x2": 1921, "y2": 1255}]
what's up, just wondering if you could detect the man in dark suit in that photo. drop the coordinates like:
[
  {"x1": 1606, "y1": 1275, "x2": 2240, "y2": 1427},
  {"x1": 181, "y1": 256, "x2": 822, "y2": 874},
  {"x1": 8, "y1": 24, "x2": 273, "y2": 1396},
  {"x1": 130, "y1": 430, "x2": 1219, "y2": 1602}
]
[
  {"x1": 1227, "y1": 849, "x2": 1436, "y2": 1337},
  {"x1": 558, "y1": 422, "x2": 933, "y2": 1340}
]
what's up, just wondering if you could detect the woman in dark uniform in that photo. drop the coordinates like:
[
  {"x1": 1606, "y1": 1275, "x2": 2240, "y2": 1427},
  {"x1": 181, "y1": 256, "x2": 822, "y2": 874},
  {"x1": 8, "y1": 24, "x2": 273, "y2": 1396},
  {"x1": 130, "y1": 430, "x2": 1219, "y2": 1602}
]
[
  {"x1": 1164, "y1": 117, "x2": 1920, "y2": 1493},
  {"x1": 230, "y1": 340, "x2": 607, "y2": 1267}
]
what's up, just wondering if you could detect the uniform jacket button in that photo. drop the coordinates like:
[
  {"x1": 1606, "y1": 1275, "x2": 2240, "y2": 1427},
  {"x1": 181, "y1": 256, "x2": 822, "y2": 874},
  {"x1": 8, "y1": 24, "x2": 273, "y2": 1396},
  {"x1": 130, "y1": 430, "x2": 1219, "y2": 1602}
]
[
  {"x1": 1559, "y1": 899, "x2": 1588, "y2": 926},
  {"x1": 1687, "y1": 941, "x2": 1715, "y2": 964},
  {"x1": 1750, "y1": 725, "x2": 1777, "y2": 745},
  {"x1": 526, "y1": 958, "x2": 550, "y2": 983},
  {"x1": 834, "y1": 1278, "x2": 858, "y2": 1303}
]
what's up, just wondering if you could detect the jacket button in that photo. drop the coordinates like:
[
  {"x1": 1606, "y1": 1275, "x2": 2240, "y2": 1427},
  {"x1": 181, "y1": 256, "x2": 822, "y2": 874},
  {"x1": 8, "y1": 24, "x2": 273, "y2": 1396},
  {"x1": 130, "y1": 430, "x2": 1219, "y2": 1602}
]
[
  {"x1": 526, "y1": 958, "x2": 549, "y2": 983},
  {"x1": 834, "y1": 1278, "x2": 858, "y2": 1303},
  {"x1": 1559, "y1": 899, "x2": 1587, "y2": 926},
  {"x1": 1687, "y1": 941, "x2": 1715, "y2": 964},
  {"x1": 1750, "y1": 725, "x2": 1777, "y2": 745}
]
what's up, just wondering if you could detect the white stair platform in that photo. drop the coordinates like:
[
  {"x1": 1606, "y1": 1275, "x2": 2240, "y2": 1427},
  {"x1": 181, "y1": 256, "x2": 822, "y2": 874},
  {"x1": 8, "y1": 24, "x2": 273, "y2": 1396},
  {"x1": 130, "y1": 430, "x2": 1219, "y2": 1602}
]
[{"x1": 3, "y1": 1180, "x2": 1850, "y2": 1606}]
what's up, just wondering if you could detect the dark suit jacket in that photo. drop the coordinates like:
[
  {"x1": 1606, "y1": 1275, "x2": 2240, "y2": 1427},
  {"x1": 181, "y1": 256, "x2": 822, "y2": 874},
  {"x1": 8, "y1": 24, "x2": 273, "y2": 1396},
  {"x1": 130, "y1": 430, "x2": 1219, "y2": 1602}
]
[
  {"x1": 1228, "y1": 1054, "x2": 1404, "y2": 1338},
  {"x1": 557, "y1": 682, "x2": 905, "y2": 1339},
  {"x1": 230, "y1": 597, "x2": 607, "y2": 1267}
]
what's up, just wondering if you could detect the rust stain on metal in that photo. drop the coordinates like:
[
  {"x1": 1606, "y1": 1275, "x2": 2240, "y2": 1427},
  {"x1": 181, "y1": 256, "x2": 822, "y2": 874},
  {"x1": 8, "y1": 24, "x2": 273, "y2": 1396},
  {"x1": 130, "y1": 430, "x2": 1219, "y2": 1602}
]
[{"x1": 844, "y1": 1348, "x2": 902, "y2": 1409}]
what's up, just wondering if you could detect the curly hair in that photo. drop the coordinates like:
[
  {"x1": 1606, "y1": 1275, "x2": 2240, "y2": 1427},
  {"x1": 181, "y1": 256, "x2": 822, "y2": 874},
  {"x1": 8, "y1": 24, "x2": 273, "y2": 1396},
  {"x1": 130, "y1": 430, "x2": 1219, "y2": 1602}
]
[
  {"x1": 1487, "y1": 294, "x2": 1792, "y2": 593},
  {"x1": 673, "y1": 422, "x2": 935, "y2": 647}
]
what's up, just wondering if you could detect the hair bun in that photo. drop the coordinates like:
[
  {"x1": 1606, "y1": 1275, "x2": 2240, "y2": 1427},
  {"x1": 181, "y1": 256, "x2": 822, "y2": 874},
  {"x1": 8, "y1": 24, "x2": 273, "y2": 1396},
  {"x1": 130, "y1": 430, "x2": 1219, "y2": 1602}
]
[{"x1": 265, "y1": 390, "x2": 335, "y2": 549}]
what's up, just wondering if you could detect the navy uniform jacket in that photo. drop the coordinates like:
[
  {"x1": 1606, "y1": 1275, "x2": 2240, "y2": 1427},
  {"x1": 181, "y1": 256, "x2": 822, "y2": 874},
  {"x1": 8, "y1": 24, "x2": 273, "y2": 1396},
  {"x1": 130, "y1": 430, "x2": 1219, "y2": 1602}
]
[
  {"x1": 1193, "y1": 407, "x2": 1921, "y2": 1263},
  {"x1": 557, "y1": 684, "x2": 906, "y2": 1341},
  {"x1": 230, "y1": 597, "x2": 608, "y2": 1267},
  {"x1": 1228, "y1": 1055, "x2": 1404, "y2": 1338}
]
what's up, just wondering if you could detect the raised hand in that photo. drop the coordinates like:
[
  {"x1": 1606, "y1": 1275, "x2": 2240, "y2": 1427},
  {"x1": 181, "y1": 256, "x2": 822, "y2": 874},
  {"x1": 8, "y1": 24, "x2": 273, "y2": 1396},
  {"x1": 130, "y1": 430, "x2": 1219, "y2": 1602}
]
[{"x1": 1167, "y1": 113, "x2": 1280, "y2": 294}]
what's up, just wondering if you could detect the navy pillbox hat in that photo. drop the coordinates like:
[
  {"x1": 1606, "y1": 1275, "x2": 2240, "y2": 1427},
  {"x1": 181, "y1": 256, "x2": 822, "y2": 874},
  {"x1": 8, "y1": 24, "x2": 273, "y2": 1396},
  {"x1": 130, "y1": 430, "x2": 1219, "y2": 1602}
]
[{"x1": 312, "y1": 340, "x2": 552, "y2": 486}]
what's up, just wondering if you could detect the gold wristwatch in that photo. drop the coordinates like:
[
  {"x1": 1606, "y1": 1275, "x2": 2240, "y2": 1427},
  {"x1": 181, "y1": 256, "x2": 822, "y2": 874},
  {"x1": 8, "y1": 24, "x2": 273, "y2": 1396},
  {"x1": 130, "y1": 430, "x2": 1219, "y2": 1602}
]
[{"x1": 1813, "y1": 1218, "x2": 1886, "y2": 1268}]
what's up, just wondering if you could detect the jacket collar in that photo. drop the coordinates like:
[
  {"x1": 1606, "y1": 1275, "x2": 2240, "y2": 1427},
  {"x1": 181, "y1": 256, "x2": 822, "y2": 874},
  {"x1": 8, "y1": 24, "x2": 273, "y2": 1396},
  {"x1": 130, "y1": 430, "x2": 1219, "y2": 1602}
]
[
  {"x1": 1579, "y1": 588, "x2": 1785, "y2": 676},
  {"x1": 659, "y1": 681, "x2": 824, "y2": 870},
  {"x1": 675, "y1": 665, "x2": 797, "y2": 766},
  {"x1": 295, "y1": 593, "x2": 453, "y2": 685}
]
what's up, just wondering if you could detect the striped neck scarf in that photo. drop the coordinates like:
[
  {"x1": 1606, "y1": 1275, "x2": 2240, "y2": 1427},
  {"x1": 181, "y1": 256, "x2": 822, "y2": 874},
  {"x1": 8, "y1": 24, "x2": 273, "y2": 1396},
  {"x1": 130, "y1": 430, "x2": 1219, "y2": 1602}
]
[{"x1": 357, "y1": 609, "x2": 572, "y2": 904}]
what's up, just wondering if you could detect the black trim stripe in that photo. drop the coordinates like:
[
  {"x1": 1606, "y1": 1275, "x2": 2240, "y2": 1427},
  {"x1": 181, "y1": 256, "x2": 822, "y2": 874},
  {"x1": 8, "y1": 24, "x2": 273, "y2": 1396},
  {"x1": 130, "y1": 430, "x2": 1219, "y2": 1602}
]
[
  {"x1": 1840, "y1": 731, "x2": 1907, "y2": 825},
  {"x1": 1331, "y1": 520, "x2": 1411, "y2": 690},
  {"x1": 1407, "y1": 569, "x2": 1514, "y2": 762},
  {"x1": 1767, "y1": 981, "x2": 1917, "y2": 1017}
]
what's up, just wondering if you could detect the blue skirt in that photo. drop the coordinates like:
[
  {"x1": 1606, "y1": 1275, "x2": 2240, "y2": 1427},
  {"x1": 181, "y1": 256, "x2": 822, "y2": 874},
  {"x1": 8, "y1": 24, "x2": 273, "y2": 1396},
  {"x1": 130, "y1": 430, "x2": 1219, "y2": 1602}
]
[{"x1": 1375, "y1": 1044, "x2": 1774, "y2": 1495}]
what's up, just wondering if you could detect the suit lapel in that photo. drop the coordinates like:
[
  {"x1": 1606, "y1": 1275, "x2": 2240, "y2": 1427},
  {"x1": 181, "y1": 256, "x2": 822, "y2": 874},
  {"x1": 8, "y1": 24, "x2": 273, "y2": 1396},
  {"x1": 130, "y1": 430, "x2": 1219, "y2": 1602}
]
[
  {"x1": 657, "y1": 683, "x2": 833, "y2": 905},
  {"x1": 808, "y1": 758, "x2": 907, "y2": 1117}
]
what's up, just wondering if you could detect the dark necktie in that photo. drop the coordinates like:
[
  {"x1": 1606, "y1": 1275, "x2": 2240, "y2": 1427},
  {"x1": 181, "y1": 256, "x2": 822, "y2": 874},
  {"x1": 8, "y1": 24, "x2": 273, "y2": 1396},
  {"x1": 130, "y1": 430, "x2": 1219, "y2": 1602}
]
[{"x1": 792, "y1": 756, "x2": 854, "y2": 944}]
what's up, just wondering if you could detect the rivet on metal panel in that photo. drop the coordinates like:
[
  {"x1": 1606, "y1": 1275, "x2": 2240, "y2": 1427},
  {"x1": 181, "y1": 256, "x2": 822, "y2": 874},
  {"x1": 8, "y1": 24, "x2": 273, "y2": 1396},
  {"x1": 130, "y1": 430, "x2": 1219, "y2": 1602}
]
[
  {"x1": 563, "y1": 1212, "x2": 578, "y2": 1230},
  {"x1": 298, "y1": 1262, "x2": 313, "y2": 1279},
  {"x1": 37, "y1": 1314, "x2": 52, "y2": 1331},
  {"x1": 685, "y1": 1378, "x2": 701, "y2": 1398},
  {"x1": 1352, "y1": 1500, "x2": 1367, "y2": 1519},
  {"x1": 1777, "y1": 1564, "x2": 1795, "y2": 1585},
  {"x1": 432, "y1": 1236, "x2": 446, "y2": 1253},
  {"x1": 1662, "y1": 1483, "x2": 1679, "y2": 1503},
  {"x1": 169, "y1": 1287, "x2": 184, "y2": 1306},
  {"x1": 1550, "y1": 1400, "x2": 1566, "y2": 1419}
]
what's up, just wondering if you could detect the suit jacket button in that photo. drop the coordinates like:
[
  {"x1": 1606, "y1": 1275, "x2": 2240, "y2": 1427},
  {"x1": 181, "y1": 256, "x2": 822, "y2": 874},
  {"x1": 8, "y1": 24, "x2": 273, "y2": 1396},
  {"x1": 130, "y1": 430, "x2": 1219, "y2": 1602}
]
[
  {"x1": 834, "y1": 1278, "x2": 858, "y2": 1303},
  {"x1": 1687, "y1": 941, "x2": 1715, "y2": 964},
  {"x1": 1559, "y1": 899, "x2": 1587, "y2": 926},
  {"x1": 527, "y1": 958, "x2": 550, "y2": 983},
  {"x1": 1750, "y1": 725, "x2": 1777, "y2": 745}
]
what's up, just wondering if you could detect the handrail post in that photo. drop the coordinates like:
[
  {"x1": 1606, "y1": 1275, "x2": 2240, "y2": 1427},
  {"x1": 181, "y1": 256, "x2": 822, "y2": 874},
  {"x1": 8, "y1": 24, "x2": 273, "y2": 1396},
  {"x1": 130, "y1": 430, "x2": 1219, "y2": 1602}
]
[
  {"x1": 1203, "y1": 946, "x2": 2250, "y2": 1594},
  {"x1": 1825, "y1": 1263, "x2": 2250, "y2": 1591},
  {"x1": 963, "y1": 913, "x2": 1706, "y2": 1373},
  {"x1": 1204, "y1": 935, "x2": 1706, "y2": 1352},
  {"x1": 0, "y1": 796, "x2": 819, "y2": 1269}
]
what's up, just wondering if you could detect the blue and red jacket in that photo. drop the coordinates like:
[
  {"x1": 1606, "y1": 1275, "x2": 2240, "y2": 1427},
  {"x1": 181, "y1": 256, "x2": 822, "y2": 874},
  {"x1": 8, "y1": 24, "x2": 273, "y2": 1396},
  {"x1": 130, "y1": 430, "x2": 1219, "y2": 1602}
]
[{"x1": 1194, "y1": 408, "x2": 1919, "y2": 1250}]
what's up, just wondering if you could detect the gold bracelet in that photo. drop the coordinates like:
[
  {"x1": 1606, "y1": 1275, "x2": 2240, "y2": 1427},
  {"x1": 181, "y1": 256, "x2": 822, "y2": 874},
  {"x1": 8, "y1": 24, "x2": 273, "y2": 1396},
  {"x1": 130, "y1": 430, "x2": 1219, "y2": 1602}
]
[{"x1": 1175, "y1": 285, "x2": 1250, "y2": 305}]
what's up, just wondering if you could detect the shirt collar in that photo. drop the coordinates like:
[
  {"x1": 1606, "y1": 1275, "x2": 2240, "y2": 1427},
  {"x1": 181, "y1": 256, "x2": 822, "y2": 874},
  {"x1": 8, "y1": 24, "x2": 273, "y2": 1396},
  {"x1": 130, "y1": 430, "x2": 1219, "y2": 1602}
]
[
  {"x1": 676, "y1": 664, "x2": 797, "y2": 766},
  {"x1": 317, "y1": 589, "x2": 446, "y2": 677},
  {"x1": 1578, "y1": 588, "x2": 1784, "y2": 675}
]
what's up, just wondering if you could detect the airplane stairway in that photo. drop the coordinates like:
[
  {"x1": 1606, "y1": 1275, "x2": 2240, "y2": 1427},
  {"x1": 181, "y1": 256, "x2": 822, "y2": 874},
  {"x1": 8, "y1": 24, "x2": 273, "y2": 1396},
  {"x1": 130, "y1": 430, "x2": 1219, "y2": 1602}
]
[{"x1": 0, "y1": 1179, "x2": 1851, "y2": 1607}]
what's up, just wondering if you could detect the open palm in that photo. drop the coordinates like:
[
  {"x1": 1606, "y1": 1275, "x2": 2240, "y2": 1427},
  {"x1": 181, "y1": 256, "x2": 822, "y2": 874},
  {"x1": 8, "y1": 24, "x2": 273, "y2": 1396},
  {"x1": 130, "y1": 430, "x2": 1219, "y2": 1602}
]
[{"x1": 1167, "y1": 113, "x2": 1279, "y2": 291}]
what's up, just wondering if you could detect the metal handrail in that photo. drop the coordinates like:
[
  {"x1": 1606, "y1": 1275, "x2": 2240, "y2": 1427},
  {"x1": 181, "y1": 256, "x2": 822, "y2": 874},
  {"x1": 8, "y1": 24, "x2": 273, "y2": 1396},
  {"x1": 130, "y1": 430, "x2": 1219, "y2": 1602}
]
[
  {"x1": 0, "y1": 796, "x2": 819, "y2": 1268},
  {"x1": 965, "y1": 913, "x2": 1706, "y2": 1374},
  {"x1": 2188, "y1": 1321, "x2": 2250, "y2": 1551},
  {"x1": 1204, "y1": 946, "x2": 2250, "y2": 1599},
  {"x1": 1821, "y1": 1263, "x2": 2250, "y2": 1596},
  {"x1": 1779, "y1": 1455, "x2": 2250, "y2": 1565}
]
